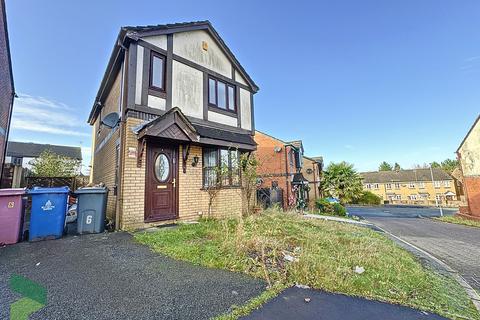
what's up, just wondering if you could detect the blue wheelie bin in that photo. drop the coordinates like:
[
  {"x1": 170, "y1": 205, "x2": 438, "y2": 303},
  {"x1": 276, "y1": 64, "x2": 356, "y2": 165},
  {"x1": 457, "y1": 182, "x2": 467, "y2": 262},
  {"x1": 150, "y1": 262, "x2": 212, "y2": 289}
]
[{"x1": 28, "y1": 187, "x2": 70, "y2": 241}]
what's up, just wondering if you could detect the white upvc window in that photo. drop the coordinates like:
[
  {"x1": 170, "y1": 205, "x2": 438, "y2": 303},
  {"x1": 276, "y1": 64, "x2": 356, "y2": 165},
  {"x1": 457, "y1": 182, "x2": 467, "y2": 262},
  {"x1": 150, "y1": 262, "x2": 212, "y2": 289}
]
[
  {"x1": 409, "y1": 194, "x2": 418, "y2": 200},
  {"x1": 395, "y1": 183, "x2": 401, "y2": 189},
  {"x1": 386, "y1": 183, "x2": 392, "y2": 189},
  {"x1": 408, "y1": 182, "x2": 415, "y2": 189},
  {"x1": 444, "y1": 180, "x2": 450, "y2": 187},
  {"x1": 435, "y1": 193, "x2": 443, "y2": 201},
  {"x1": 434, "y1": 181, "x2": 441, "y2": 188},
  {"x1": 365, "y1": 184, "x2": 371, "y2": 189},
  {"x1": 395, "y1": 195, "x2": 402, "y2": 200},
  {"x1": 373, "y1": 183, "x2": 379, "y2": 189},
  {"x1": 418, "y1": 182, "x2": 425, "y2": 189}
]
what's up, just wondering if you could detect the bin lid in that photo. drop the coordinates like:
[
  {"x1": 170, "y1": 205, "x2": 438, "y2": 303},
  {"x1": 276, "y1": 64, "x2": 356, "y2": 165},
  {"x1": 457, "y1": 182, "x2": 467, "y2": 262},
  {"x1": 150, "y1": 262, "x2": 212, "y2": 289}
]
[
  {"x1": 0, "y1": 188, "x2": 26, "y2": 196},
  {"x1": 28, "y1": 186, "x2": 70, "y2": 194},
  {"x1": 75, "y1": 187, "x2": 108, "y2": 194}
]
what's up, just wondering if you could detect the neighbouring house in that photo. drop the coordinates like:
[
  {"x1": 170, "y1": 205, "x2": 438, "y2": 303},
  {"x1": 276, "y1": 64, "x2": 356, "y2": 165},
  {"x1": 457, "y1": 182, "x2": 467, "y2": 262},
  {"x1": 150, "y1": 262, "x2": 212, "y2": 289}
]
[
  {"x1": 360, "y1": 169, "x2": 459, "y2": 206},
  {"x1": 1, "y1": 141, "x2": 82, "y2": 188},
  {"x1": 456, "y1": 115, "x2": 480, "y2": 221},
  {"x1": 450, "y1": 167, "x2": 465, "y2": 201},
  {"x1": 254, "y1": 131, "x2": 309, "y2": 210},
  {"x1": 301, "y1": 156, "x2": 324, "y2": 205},
  {"x1": 0, "y1": 0, "x2": 15, "y2": 182},
  {"x1": 88, "y1": 21, "x2": 258, "y2": 230}
]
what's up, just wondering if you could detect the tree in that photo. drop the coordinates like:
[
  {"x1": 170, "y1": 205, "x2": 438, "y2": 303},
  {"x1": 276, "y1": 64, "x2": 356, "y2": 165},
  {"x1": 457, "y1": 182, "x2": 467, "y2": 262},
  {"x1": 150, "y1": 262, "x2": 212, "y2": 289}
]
[
  {"x1": 240, "y1": 153, "x2": 259, "y2": 216},
  {"x1": 440, "y1": 159, "x2": 459, "y2": 173},
  {"x1": 394, "y1": 162, "x2": 401, "y2": 171},
  {"x1": 30, "y1": 150, "x2": 81, "y2": 177},
  {"x1": 430, "y1": 161, "x2": 441, "y2": 169},
  {"x1": 321, "y1": 161, "x2": 363, "y2": 205},
  {"x1": 379, "y1": 161, "x2": 393, "y2": 171}
]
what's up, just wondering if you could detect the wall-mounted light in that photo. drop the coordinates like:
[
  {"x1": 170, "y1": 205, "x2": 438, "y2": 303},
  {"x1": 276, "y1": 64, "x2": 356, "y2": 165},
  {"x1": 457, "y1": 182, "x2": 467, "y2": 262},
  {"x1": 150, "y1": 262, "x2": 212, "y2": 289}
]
[{"x1": 192, "y1": 156, "x2": 199, "y2": 167}]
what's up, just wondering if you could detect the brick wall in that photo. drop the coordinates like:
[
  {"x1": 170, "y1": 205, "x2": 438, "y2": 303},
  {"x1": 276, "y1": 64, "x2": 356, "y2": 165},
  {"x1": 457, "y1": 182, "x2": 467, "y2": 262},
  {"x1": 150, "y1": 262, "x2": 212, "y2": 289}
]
[
  {"x1": 91, "y1": 70, "x2": 122, "y2": 219},
  {"x1": 254, "y1": 131, "x2": 296, "y2": 208},
  {"x1": 0, "y1": 0, "x2": 13, "y2": 171},
  {"x1": 119, "y1": 125, "x2": 244, "y2": 230},
  {"x1": 464, "y1": 176, "x2": 480, "y2": 218}
]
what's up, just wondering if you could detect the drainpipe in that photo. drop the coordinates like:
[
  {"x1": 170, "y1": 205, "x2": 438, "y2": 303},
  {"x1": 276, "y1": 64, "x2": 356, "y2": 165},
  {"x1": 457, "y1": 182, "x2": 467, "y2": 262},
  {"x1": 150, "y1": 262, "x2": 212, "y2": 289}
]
[
  {"x1": 313, "y1": 162, "x2": 317, "y2": 199},
  {"x1": 115, "y1": 44, "x2": 129, "y2": 231},
  {"x1": 284, "y1": 146, "x2": 289, "y2": 209}
]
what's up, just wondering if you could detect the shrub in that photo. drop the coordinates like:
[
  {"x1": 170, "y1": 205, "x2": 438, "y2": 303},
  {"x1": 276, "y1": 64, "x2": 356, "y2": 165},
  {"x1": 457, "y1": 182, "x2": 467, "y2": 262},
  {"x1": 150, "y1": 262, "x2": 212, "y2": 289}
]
[
  {"x1": 354, "y1": 191, "x2": 382, "y2": 205},
  {"x1": 333, "y1": 203, "x2": 347, "y2": 216},
  {"x1": 315, "y1": 198, "x2": 347, "y2": 217},
  {"x1": 315, "y1": 198, "x2": 333, "y2": 214}
]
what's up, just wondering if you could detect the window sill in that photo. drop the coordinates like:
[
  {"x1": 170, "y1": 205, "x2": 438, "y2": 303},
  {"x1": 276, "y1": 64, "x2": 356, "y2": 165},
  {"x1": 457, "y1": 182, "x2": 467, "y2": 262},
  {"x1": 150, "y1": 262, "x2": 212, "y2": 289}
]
[
  {"x1": 208, "y1": 106, "x2": 237, "y2": 117},
  {"x1": 200, "y1": 186, "x2": 242, "y2": 191},
  {"x1": 149, "y1": 88, "x2": 167, "y2": 99}
]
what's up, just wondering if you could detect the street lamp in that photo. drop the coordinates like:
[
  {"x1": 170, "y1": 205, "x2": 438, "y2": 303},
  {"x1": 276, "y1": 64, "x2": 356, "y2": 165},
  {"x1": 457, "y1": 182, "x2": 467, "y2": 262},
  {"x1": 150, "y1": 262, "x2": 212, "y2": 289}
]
[{"x1": 430, "y1": 164, "x2": 444, "y2": 217}]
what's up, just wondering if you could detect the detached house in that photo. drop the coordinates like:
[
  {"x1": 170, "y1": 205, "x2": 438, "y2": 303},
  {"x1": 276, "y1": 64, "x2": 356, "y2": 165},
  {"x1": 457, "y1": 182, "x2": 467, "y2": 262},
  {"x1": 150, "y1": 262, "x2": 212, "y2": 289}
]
[{"x1": 88, "y1": 21, "x2": 258, "y2": 230}]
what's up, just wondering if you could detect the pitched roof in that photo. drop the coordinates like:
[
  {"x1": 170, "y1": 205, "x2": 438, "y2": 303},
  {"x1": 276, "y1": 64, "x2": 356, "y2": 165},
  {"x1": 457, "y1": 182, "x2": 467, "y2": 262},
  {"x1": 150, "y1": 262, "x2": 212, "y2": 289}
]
[
  {"x1": 360, "y1": 168, "x2": 452, "y2": 183},
  {"x1": 457, "y1": 115, "x2": 480, "y2": 153},
  {"x1": 88, "y1": 20, "x2": 258, "y2": 123},
  {"x1": 6, "y1": 141, "x2": 82, "y2": 160},
  {"x1": 133, "y1": 108, "x2": 256, "y2": 149},
  {"x1": 122, "y1": 21, "x2": 257, "y2": 91},
  {"x1": 255, "y1": 130, "x2": 303, "y2": 151}
]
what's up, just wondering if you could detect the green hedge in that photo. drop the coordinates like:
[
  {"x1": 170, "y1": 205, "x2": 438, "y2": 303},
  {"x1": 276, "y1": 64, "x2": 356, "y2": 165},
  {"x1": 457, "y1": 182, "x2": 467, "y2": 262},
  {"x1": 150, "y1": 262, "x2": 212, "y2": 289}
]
[{"x1": 315, "y1": 198, "x2": 347, "y2": 217}]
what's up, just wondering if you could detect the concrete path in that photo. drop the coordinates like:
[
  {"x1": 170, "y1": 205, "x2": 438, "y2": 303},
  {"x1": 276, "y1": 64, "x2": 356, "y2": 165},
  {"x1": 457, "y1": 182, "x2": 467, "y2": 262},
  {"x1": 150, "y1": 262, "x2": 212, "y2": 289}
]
[
  {"x1": 0, "y1": 232, "x2": 265, "y2": 320},
  {"x1": 243, "y1": 287, "x2": 447, "y2": 320}
]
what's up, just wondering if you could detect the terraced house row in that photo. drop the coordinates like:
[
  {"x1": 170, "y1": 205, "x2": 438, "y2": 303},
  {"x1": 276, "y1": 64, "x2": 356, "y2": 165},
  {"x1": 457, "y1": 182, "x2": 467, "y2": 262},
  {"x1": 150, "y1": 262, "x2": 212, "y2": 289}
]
[{"x1": 360, "y1": 169, "x2": 460, "y2": 206}]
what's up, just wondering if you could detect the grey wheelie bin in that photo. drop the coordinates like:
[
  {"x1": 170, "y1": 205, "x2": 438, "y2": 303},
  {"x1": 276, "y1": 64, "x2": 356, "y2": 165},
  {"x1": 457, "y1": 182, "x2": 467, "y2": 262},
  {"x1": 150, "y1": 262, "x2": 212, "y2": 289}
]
[{"x1": 75, "y1": 187, "x2": 108, "y2": 234}]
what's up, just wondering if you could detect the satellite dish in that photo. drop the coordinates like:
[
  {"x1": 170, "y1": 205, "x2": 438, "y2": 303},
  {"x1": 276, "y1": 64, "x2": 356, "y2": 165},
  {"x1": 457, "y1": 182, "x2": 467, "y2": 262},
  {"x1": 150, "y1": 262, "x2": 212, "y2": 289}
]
[{"x1": 101, "y1": 112, "x2": 120, "y2": 129}]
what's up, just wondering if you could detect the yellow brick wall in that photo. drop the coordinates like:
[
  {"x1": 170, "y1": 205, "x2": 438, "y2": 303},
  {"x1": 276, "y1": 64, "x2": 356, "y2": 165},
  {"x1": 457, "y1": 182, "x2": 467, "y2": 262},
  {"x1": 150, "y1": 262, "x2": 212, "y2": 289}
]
[
  {"x1": 119, "y1": 124, "x2": 244, "y2": 230},
  {"x1": 364, "y1": 180, "x2": 458, "y2": 206},
  {"x1": 91, "y1": 70, "x2": 122, "y2": 220}
]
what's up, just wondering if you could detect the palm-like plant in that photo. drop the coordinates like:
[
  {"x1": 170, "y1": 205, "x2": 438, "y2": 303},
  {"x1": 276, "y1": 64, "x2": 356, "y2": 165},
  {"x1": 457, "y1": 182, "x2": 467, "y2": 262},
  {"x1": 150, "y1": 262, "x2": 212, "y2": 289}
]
[{"x1": 321, "y1": 162, "x2": 363, "y2": 204}]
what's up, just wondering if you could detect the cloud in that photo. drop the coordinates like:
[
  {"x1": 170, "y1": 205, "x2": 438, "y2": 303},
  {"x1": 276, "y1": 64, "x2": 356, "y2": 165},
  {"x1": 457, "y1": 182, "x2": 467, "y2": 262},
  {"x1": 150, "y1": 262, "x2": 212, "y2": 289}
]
[
  {"x1": 460, "y1": 56, "x2": 480, "y2": 73},
  {"x1": 10, "y1": 94, "x2": 89, "y2": 137},
  {"x1": 464, "y1": 56, "x2": 480, "y2": 62},
  {"x1": 344, "y1": 144, "x2": 355, "y2": 150}
]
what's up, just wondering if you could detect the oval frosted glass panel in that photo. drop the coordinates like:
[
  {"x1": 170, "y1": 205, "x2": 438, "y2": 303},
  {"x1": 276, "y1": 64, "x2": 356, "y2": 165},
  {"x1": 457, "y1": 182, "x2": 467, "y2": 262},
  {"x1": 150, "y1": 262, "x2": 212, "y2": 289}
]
[{"x1": 155, "y1": 154, "x2": 169, "y2": 182}]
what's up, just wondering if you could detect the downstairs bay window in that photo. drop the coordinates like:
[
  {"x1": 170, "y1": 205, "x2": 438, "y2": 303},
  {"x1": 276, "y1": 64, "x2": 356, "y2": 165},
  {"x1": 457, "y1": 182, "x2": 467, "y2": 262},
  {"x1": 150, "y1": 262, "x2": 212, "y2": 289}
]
[{"x1": 203, "y1": 148, "x2": 240, "y2": 187}]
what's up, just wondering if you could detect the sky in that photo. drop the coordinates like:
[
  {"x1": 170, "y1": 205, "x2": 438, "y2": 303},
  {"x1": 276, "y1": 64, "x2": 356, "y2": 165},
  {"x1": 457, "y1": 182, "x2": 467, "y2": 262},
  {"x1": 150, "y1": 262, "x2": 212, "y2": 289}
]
[{"x1": 4, "y1": 0, "x2": 480, "y2": 173}]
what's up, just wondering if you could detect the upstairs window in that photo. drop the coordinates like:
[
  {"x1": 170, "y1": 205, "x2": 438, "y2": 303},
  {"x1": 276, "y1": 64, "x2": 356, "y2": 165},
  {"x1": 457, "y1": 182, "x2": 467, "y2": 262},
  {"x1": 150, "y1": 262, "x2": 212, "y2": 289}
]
[
  {"x1": 150, "y1": 52, "x2": 166, "y2": 91},
  {"x1": 208, "y1": 77, "x2": 236, "y2": 112}
]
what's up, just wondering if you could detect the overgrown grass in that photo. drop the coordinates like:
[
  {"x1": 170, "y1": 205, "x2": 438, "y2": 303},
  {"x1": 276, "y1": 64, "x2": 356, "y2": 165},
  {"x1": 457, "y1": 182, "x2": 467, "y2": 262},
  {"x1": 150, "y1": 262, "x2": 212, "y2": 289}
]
[
  {"x1": 434, "y1": 215, "x2": 480, "y2": 228},
  {"x1": 135, "y1": 209, "x2": 480, "y2": 320}
]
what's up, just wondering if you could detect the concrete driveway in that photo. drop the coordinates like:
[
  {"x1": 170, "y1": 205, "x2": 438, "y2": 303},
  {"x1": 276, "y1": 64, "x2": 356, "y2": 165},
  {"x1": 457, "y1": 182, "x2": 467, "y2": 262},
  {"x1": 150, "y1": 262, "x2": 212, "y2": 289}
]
[
  {"x1": 0, "y1": 232, "x2": 265, "y2": 320},
  {"x1": 348, "y1": 206, "x2": 480, "y2": 293}
]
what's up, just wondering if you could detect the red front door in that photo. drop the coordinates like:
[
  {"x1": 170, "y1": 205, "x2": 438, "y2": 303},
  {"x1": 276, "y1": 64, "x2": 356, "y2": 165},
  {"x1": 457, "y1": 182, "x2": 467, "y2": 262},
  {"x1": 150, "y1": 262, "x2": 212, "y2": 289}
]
[{"x1": 145, "y1": 144, "x2": 178, "y2": 222}]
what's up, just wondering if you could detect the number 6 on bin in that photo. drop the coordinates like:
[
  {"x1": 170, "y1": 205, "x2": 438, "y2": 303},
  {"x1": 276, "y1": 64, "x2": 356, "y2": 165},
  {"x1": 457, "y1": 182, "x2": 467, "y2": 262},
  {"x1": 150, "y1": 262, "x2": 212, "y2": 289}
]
[{"x1": 86, "y1": 215, "x2": 93, "y2": 224}]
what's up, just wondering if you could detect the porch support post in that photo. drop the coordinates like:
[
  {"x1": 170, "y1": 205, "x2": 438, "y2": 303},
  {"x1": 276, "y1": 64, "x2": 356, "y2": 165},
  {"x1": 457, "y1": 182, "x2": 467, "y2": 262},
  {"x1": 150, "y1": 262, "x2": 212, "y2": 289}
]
[{"x1": 182, "y1": 144, "x2": 190, "y2": 173}]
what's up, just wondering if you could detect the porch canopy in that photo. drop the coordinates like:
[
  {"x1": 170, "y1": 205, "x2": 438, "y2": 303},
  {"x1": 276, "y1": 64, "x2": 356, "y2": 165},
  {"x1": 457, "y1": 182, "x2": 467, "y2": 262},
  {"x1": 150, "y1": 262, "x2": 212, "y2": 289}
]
[{"x1": 132, "y1": 108, "x2": 256, "y2": 170}]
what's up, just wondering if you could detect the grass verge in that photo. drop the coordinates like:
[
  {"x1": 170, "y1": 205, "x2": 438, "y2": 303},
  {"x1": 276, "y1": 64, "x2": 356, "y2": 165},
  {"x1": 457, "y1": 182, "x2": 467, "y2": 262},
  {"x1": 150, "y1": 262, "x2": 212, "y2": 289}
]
[
  {"x1": 434, "y1": 215, "x2": 480, "y2": 228},
  {"x1": 135, "y1": 209, "x2": 480, "y2": 320}
]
